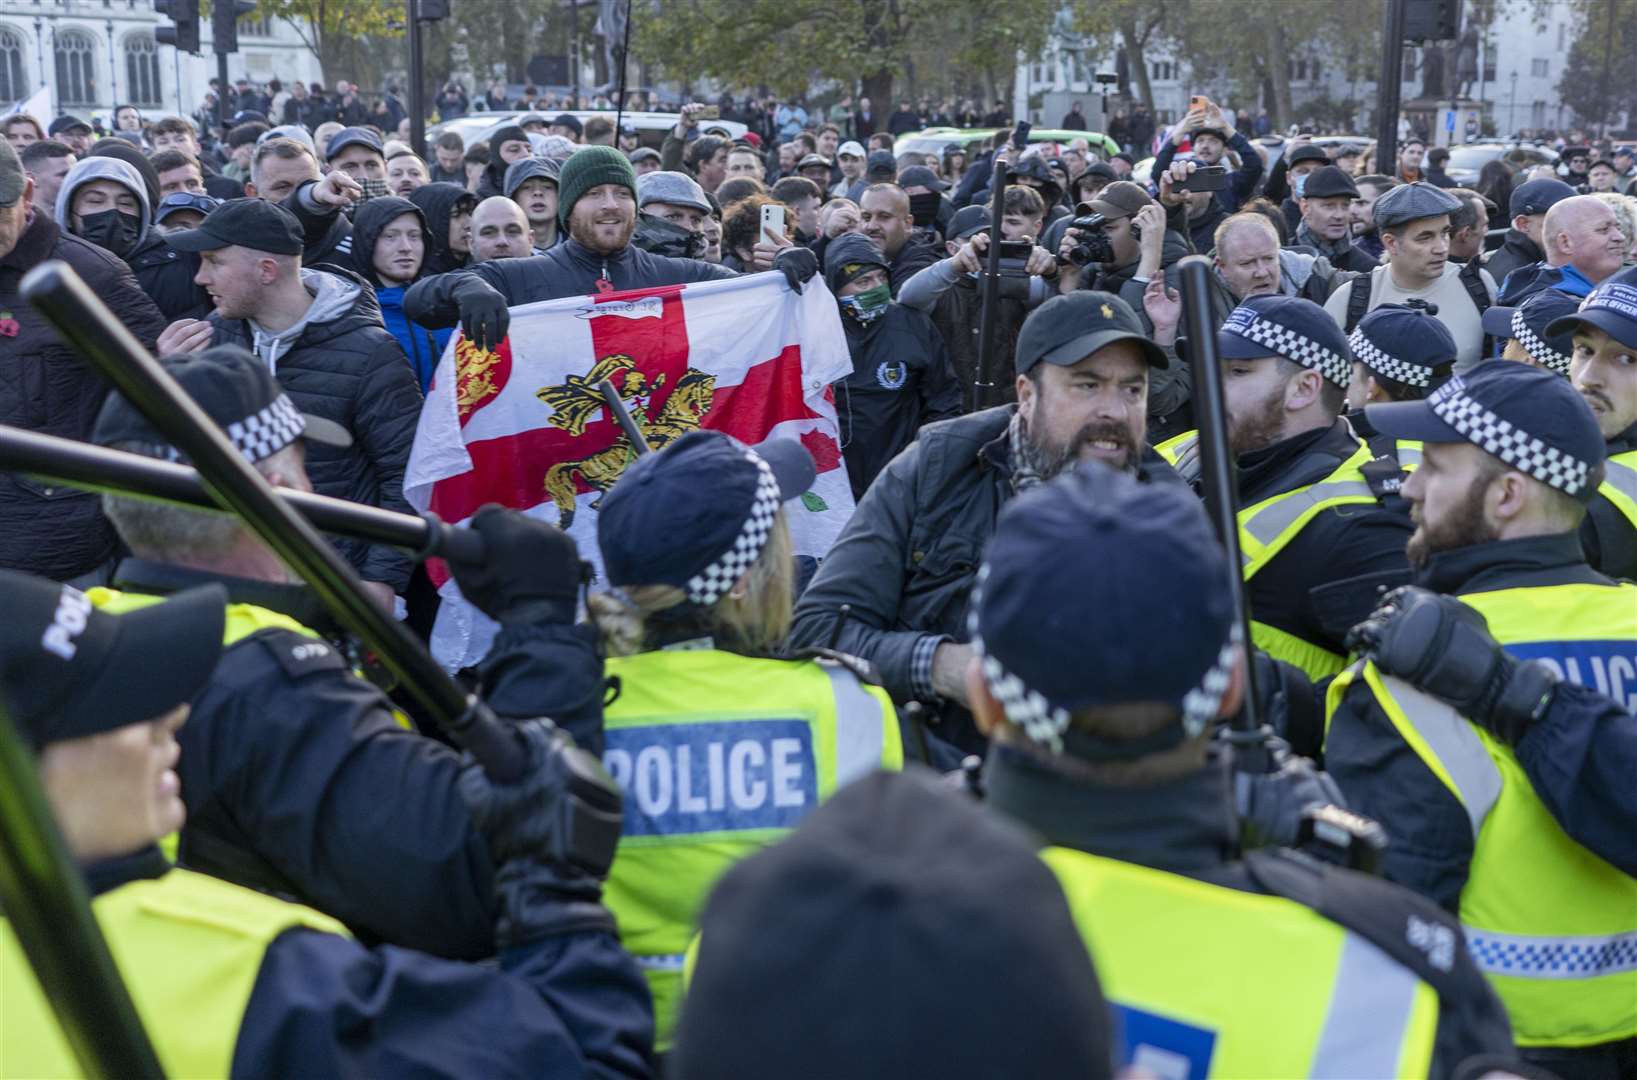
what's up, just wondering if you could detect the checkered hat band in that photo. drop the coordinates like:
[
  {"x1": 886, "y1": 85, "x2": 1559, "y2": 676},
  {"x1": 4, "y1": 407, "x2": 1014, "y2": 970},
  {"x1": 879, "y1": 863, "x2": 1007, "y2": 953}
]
[
  {"x1": 225, "y1": 394, "x2": 306, "y2": 464},
  {"x1": 1511, "y1": 310, "x2": 1572, "y2": 376},
  {"x1": 1430, "y1": 386, "x2": 1592, "y2": 496},
  {"x1": 1229, "y1": 313, "x2": 1351, "y2": 388},
  {"x1": 1348, "y1": 328, "x2": 1431, "y2": 387},
  {"x1": 684, "y1": 448, "x2": 781, "y2": 606}
]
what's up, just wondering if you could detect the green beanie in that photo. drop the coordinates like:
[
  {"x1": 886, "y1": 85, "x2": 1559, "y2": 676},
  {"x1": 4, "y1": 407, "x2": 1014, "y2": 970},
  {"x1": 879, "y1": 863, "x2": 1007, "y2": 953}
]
[{"x1": 556, "y1": 144, "x2": 638, "y2": 230}]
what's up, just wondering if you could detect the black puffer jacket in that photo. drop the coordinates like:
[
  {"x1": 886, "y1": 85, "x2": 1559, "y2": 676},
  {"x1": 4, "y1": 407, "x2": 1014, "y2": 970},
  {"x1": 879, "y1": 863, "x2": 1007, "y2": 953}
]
[
  {"x1": 407, "y1": 183, "x2": 476, "y2": 275},
  {"x1": 405, "y1": 235, "x2": 735, "y2": 323},
  {"x1": 207, "y1": 268, "x2": 423, "y2": 590},
  {"x1": 0, "y1": 211, "x2": 165, "y2": 579},
  {"x1": 129, "y1": 234, "x2": 211, "y2": 320}
]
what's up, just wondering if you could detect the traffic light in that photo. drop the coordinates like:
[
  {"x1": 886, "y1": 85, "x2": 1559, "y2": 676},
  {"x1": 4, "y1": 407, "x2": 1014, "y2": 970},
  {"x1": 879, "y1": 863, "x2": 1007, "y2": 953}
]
[
  {"x1": 1404, "y1": 0, "x2": 1462, "y2": 44},
  {"x1": 213, "y1": 0, "x2": 258, "y2": 54},
  {"x1": 154, "y1": 0, "x2": 201, "y2": 54}
]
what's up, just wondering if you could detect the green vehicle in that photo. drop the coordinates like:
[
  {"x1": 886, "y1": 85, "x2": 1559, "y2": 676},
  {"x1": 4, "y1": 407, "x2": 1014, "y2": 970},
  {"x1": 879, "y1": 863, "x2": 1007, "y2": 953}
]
[{"x1": 893, "y1": 126, "x2": 1121, "y2": 160}]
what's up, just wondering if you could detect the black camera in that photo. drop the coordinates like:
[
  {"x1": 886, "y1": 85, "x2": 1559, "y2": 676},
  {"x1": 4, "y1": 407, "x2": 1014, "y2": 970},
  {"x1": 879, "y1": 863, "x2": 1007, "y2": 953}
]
[
  {"x1": 1065, "y1": 213, "x2": 1115, "y2": 266},
  {"x1": 984, "y1": 238, "x2": 1035, "y2": 301}
]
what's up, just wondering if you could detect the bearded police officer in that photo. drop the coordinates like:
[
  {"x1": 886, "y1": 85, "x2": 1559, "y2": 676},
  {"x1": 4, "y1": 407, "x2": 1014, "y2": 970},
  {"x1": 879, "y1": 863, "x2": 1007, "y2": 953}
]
[
  {"x1": 88, "y1": 348, "x2": 608, "y2": 961},
  {"x1": 1325, "y1": 362, "x2": 1637, "y2": 1076},
  {"x1": 1482, "y1": 288, "x2": 1579, "y2": 377},
  {"x1": 1345, "y1": 304, "x2": 1459, "y2": 515},
  {"x1": 965, "y1": 463, "x2": 1515, "y2": 1079},
  {"x1": 0, "y1": 571, "x2": 651, "y2": 1077},
  {"x1": 1546, "y1": 278, "x2": 1637, "y2": 582},
  {"x1": 789, "y1": 292, "x2": 1177, "y2": 762},
  {"x1": 1158, "y1": 296, "x2": 1412, "y2": 683}
]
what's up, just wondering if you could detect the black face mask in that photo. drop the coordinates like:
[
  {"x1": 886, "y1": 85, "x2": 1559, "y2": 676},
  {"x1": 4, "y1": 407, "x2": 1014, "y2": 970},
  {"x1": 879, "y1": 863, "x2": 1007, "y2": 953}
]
[
  {"x1": 908, "y1": 190, "x2": 942, "y2": 227},
  {"x1": 76, "y1": 209, "x2": 142, "y2": 258}
]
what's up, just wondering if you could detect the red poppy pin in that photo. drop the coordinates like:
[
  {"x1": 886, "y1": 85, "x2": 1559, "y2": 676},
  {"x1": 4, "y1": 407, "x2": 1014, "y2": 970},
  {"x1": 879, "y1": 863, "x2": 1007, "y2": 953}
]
[{"x1": 0, "y1": 311, "x2": 18, "y2": 338}]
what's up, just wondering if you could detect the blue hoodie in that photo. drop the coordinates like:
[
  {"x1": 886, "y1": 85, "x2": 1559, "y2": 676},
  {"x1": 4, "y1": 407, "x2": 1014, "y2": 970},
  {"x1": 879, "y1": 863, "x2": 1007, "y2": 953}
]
[{"x1": 352, "y1": 196, "x2": 452, "y2": 392}]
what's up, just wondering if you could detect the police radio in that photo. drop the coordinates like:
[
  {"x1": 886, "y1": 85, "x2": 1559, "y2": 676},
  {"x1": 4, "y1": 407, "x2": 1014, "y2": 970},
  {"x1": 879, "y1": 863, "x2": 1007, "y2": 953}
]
[{"x1": 1295, "y1": 804, "x2": 1388, "y2": 876}]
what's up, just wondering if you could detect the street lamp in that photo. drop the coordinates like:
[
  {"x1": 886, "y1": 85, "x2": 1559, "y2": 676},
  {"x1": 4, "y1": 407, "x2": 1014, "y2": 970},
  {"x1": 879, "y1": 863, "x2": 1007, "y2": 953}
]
[{"x1": 1508, "y1": 70, "x2": 1517, "y2": 137}]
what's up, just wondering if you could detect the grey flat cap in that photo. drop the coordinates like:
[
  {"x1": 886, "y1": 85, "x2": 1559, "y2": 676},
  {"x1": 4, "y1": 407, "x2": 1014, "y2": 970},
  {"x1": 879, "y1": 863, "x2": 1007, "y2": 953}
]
[
  {"x1": 1372, "y1": 181, "x2": 1462, "y2": 230},
  {"x1": 637, "y1": 169, "x2": 710, "y2": 213}
]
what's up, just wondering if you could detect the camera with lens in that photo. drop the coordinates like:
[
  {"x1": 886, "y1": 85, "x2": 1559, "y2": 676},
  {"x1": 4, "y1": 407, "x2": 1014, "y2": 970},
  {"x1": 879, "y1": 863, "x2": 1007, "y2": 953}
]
[{"x1": 1065, "y1": 213, "x2": 1115, "y2": 267}]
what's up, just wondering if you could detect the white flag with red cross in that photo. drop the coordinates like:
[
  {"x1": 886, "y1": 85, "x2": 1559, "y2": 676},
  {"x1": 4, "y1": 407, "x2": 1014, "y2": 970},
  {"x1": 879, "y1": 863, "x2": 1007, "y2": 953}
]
[{"x1": 405, "y1": 272, "x2": 856, "y2": 669}]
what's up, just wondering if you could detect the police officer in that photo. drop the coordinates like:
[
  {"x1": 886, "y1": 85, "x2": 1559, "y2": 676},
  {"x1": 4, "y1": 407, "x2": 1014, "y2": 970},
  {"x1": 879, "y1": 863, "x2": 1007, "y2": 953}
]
[
  {"x1": 88, "y1": 348, "x2": 605, "y2": 961},
  {"x1": 1327, "y1": 182, "x2": 1497, "y2": 371},
  {"x1": 1344, "y1": 304, "x2": 1459, "y2": 515},
  {"x1": 0, "y1": 570, "x2": 651, "y2": 1077},
  {"x1": 1289, "y1": 165, "x2": 1380, "y2": 274},
  {"x1": 964, "y1": 464, "x2": 1515, "y2": 1078},
  {"x1": 1545, "y1": 278, "x2": 1637, "y2": 582},
  {"x1": 586, "y1": 430, "x2": 904, "y2": 1051},
  {"x1": 1326, "y1": 362, "x2": 1637, "y2": 1076},
  {"x1": 1157, "y1": 296, "x2": 1412, "y2": 681},
  {"x1": 1481, "y1": 288, "x2": 1578, "y2": 377}
]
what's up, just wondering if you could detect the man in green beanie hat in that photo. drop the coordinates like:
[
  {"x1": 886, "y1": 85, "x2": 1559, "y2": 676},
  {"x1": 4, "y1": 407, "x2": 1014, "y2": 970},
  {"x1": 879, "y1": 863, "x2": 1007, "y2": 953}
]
[{"x1": 405, "y1": 144, "x2": 819, "y2": 348}]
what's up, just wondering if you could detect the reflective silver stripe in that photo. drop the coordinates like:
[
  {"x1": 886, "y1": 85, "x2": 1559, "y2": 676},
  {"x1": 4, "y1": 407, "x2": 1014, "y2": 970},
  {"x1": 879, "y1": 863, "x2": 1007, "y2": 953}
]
[
  {"x1": 1310, "y1": 932, "x2": 1422, "y2": 1078},
  {"x1": 825, "y1": 664, "x2": 887, "y2": 786},
  {"x1": 1464, "y1": 927, "x2": 1637, "y2": 979},
  {"x1": 1604, "y1": 459, "x2": 1637, "y2": 505},
  {"x1": 635, "y1": 953, "x2": 687, "y2": 972},
  {"x1": 1240, "y1": 480, "x2": 1377, "y2": 563},
  {"x1": 1380, "y1": 675, "x2": 1503, "y2": 839},
  {"x1": 1397, "y1": 441, "x2": 1423, "y2": 468}
]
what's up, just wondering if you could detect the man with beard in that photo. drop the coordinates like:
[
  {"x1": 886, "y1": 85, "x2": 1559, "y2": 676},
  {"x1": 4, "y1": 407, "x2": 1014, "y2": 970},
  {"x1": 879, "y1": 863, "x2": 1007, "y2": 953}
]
[
  {"x1": 406, "y1": 147, "x2": 815, "y2": 347},
  {"x1": 788, "y1": 292, "x2": 1177, "y2": 762},
  {"x1": 1348, "y1": 174, "x2": 1395, "y2": 263},
  {"x1": 858, "y1": 183, "x2": 939, "y2": 296},
  {"x1": 1547, "y1": 277, "x2": 1637, "y2": 582},
  {"x1": 1157, "y1": 296, "x2": 1413, "y2": 682},
  {"x1": 1325, "y1": 361, "x2": 1637, "y2": 1079}
]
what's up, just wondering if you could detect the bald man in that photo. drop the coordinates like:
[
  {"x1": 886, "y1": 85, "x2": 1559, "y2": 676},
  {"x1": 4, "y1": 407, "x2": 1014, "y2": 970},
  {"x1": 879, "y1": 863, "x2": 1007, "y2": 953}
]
[
  {"x1": 858, "y1": 183, "x2": 938, "y2": 295},
  {"x1": 470, "y1": 196, "x2": 533, "y2": 262},
  {"x1": 1500, "y1": 194, "x2": 1628, "y2": 304}
]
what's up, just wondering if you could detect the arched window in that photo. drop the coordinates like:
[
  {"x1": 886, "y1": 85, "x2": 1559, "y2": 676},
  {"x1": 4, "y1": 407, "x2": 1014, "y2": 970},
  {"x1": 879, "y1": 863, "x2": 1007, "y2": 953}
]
[
  {"x1": 123, "y1": 33, "x2": 161, "y2": 108},
  {"x1": 0, "y1": 28, "x2": 25, "y2": 103},
  {"x1": 54, "y1": 29, "x2": 97, "y2": 108}
]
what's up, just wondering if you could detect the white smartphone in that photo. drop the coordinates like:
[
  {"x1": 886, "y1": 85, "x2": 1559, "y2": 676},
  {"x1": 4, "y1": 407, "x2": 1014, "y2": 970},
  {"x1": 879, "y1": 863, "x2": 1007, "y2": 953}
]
[{"x1": 760, "y1": 202, "x2": 787, "y2": 241}]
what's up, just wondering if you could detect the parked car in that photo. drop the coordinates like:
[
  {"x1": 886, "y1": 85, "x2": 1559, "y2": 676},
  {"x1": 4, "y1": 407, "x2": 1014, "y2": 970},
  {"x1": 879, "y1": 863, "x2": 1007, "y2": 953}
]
[
  {"x1": 1445, "y1": 142, "x2": 1559, "y2": 185},
  {"x1": 427, "y1": 110, "x2": 747, "y2": 151},
  {"x1": 893, "y1": 126, "x2": 1121, "y2": 161}
]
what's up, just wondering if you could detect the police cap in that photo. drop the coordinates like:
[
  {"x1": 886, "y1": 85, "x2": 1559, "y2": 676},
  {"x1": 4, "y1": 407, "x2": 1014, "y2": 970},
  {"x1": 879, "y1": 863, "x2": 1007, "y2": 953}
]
[
  {"x1": 1015, "y1": 291, "x2": 1168, "y2": 375},
  {"x1": 1371, "y1": 181, "x2": 1462, "y2": 231},
  {"x1": 1219, "y1": 294, "x2": 1353, "y2": 388},
  {"x1": 1546, "y1": 276, "x2": 1637, "y2": 351},
  {"x1": 1349, "y1": 304, "x2": 1457, "y2": 390},
  {"x1": 1481, "y1": 289, "x2": 1578, "y2": 375}
]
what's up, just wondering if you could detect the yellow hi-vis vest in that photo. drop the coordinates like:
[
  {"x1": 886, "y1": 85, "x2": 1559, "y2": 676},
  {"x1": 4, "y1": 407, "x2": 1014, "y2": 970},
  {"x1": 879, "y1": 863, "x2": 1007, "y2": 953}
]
[
  {"x1": 1155, "y1": 430, "x2": 1378, "y2": 678},
  {"x1": 1597, "y1": 448, "x2": 1637, "y2": 536},
  {"x1": 601, "y1": 648, "x2": 902, "y2": 1049},
  {"x1": 1042, "y1": 846, "x2": 1440, "y2": 1078},
  {"x1": 0, "y1": 867, "x2": 347, "y2": 1079},
  {"x1": 1326, "y1": 581, "x2": 1637, "y2": 1047}
]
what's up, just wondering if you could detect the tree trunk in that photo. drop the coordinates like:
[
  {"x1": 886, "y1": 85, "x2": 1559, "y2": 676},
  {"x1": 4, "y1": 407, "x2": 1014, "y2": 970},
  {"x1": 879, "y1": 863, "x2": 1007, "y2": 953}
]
[
  {"x1": 862, "y1": 70, "x2": 894, "y2": 113},
  {"x1": 1120, "y1": 16, "x2": 1155, "y2": 114},
  {"x1": 1266, "y1": 21, "x2": 1295, "y2": 130}
]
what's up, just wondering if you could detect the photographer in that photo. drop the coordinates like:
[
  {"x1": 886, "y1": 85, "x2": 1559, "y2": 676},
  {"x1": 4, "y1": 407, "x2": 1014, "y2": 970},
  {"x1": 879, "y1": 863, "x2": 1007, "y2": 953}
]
[
  {"x1": 1154, "y1": 157, "x2": 1228, "y2": 254},
  {"x1": 900, "y1": 191, "x2": 1058, "y2": 401},
  {"x1": 1055, "y1": 180, "x2": 1189, "y2": 328}
]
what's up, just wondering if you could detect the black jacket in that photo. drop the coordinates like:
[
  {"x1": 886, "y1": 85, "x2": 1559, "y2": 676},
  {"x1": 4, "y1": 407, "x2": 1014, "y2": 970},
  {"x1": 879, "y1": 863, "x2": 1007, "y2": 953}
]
[
  {"x1": 885, "y1": 237, "x2": 940, "y2": 298},
  {"x1": 280, "y1": 182, "x2": 357, "y2": 276},
  {"x1": 1226, "y1": 420, "x2": 1413, "y2": 657},
  {"x1": 0, "y1": 212, "x2": 165, "y2": 580},
  {"x1": 788, "y1": 405, "x2": 1179, "y2": 755},
  {"x1": 128, "y1": 232, "x2": 212, "y2": 321},
  {"x1": 1152, "y1": 131, "x2": 1265, "y2": 215},
  {"x1": 835, "y1": 303, "x2": 962, "y2": 500},
  {"x1": 1327, "y1": 532, "x2": 1637, "y2": 896},
  {"x1": 208, "y1": 268, "x2": 423, "y2": 590},
  {"x1": 406, "y1": 236, "x2": 736, "y2": 323},
  {"x1": 984, "y1": 745, "x2": 1517, "y2": 1079},
  {"x1": 1480, "y1": 229, "x2": 1542, "y2": 293},
  {"x1": 408, "y1": 182, "x2": 474, "y2": 275},
  {"x1": 1582, "y1": 420, "x2": 1637, "y2": 581}
]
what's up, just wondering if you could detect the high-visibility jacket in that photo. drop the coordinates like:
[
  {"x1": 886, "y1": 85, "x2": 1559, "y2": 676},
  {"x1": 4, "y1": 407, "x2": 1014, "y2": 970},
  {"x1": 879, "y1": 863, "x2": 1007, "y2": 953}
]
[
  {"x1": 1327, "y1": 580, "x2": 1637, "y2": 1047},
  {"x1": 600, "y1": 648, "x2": 902, "y2": 1048},
  {"x1": 1598, "y1": 448, "x2": 1637, "y2": 537},
  {"x1": 1042, "y1": 846, "x2": 1441, "y2": 1077},
  {"x1": 0, "y1": 867, "x2": 346, "y2": 1078},
  {"x1": 1156, "y1": 430, "x2": 1378, "y2": 678}
]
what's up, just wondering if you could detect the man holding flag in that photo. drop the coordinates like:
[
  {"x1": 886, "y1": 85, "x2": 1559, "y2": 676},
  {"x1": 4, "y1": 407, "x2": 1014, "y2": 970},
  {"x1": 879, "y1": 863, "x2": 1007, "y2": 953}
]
[{"x1": 405, "y1": 146, "x2": 818, "y2": 347}]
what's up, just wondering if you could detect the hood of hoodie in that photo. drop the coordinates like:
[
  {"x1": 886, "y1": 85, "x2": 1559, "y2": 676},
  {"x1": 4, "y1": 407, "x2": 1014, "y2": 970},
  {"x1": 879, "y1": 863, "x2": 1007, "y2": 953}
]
[
  {"x1": 1279, "y1": 247, "x2": 1321, "y2": 290},
  {"x1": 408, "y1": 182, "x2": 475, "y2": 275},
  {"x1": 54, "y1": 156, "x2": 152, "y2": 250},
  {"x1": 351, "y1": 195, "x2": 428, "y2": 287},
  {"x1": 246, "y1": 266, "x2": 381, "y2": 369}
]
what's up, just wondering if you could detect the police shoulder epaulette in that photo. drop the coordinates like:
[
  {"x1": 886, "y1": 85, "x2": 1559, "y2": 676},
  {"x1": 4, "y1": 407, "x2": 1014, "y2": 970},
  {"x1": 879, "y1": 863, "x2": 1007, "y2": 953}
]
[
  {"x1": 251, "y1": 630, "x2": 348, "y2": 681},
  {"x1": 1359, "y1": 454, "x2": 1406, "y2": 502},
  {"x1": 788, "y1": 646, "x2": 883, "y2": 686}
]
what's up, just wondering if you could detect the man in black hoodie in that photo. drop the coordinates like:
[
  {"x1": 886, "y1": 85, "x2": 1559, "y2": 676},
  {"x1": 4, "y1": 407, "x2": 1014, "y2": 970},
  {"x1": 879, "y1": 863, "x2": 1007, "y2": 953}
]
[
  {"x1": 476, "y1": 125, "x2": 532, "y2": 199},
  {"x1": 408, "y1": 182, "x2": 476, "y2": 275}
]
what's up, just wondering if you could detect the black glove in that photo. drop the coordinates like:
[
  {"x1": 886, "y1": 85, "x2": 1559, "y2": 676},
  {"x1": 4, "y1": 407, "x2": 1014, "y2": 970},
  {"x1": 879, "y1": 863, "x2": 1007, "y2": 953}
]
[
  {"x1": 451, "y1": 275, "x2": 511, "y2": 351},
  {"x1": 457, "y1": 718, "x2": 624, "y2": 948},
  {"x1": 1230, "y1": 732, "x2": 1347, "y2": 849},
  {"x1": 444, "y1": 505, "x2": 584, "y2": 624},
  {"x1": 1346, "y1": 586, "x2": 1559, "y2": 744},
  {"x1": 773, "y1": 245, "x2": 819, "y2": 292}
]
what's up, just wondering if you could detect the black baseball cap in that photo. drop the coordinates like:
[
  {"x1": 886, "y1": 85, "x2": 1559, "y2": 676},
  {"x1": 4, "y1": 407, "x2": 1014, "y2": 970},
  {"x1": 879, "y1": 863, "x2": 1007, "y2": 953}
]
[
  {"x1": 94, "y1": 346, "x2": 351, "y2": 463},
  {"x1": 48, "y1": 115, "x2": 91, "y2": 136},
  {"x1": 1510, "y1": 177, "x2": 1576, "y2": 218},
  {"x1": 163, "y1": 197, "x2": 304, "y2": 255},
  {"x1": 947, "y1": 205, "x2": 989, "y2": 241},
  {"x1": 552, "y1": 113, "x2": 583, "y2": 136},
  {"x1": 1015, "y1": 290, "x2": 1168, "y2": 374},
  {"x1": 325, "y1": 125, "x2": 383, "y2": 160},
  {"x1": 865, "y1": 149, "x2": 897, "y2": 179},
  {"x1": 0, "y1": 570, "x2": 225, "y2": 751}
]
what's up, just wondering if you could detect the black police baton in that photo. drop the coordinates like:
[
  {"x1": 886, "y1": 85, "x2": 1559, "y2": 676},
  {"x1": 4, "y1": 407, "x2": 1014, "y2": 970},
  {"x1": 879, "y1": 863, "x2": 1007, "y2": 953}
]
[
  {"x1": 21, "y1": 261, "x2": 525, "y2": 783},
  {"x1": 0, "y1": 425, "x2": 483, "y2": 561},
  {"x1": 971, "y1": 121, "x2": 1030, "y2": 413},
  {"x1": 0, "y1": 695, "x2": 164, "y2": 1079},
  {"x1": 600, "y1": 378, "x2": 652, "y2": 454},
  {"x1": 1175, "y1": 255, "x2": 1265, "y2": 743}
]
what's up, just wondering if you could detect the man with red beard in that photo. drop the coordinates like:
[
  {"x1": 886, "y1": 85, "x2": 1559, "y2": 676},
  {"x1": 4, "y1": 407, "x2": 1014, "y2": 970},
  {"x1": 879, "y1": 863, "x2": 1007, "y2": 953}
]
[
  {"x1": 405, "y1": 146, "x2": 818, "y2": 349},
  {"x1": 1157, "y1": 295, "x2": 1412, "y2": 684}
]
